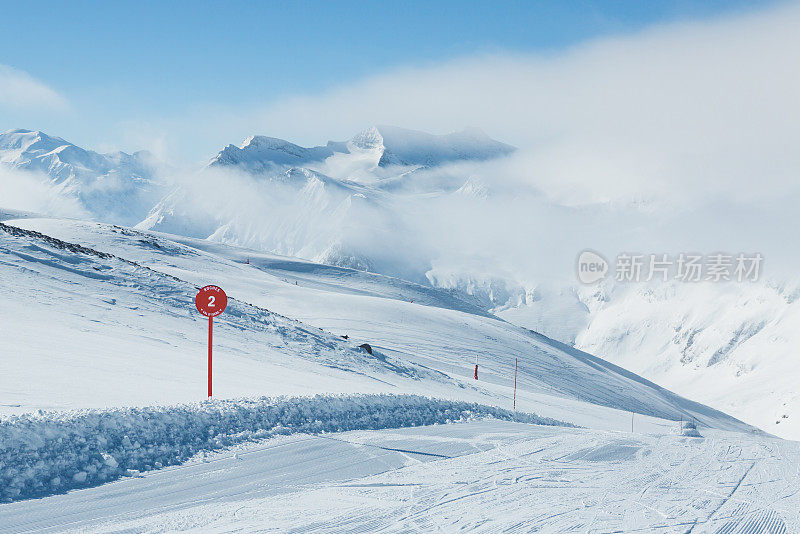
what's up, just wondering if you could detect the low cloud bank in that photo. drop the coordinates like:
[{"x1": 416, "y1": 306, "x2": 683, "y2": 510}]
[{"x1": 0, "y1": 167, "x2": 87, "y2": 219}]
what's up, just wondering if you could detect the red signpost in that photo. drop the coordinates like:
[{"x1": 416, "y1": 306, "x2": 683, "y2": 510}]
[{"x1": 195, "y1": 285, "x2": 228, "y2": 397}]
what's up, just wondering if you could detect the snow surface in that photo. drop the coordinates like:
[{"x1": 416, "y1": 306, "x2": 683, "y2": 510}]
[
  {"x1": 0, "y1": 393, "x2": 566, "y2": 502},
  {"x1": 2, "y1": 421, "x2": 798, "y2": 533},
  {"x1": 1, "y1": 215, "x2": 797, "y2": 531},
  {"x1": 1, "y1": 218, "x2": 751, "y2": 432}
]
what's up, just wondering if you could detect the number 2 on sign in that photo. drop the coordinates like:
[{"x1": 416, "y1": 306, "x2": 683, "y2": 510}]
[{"x1": 208, "y1": 296, "x2": 216, "y2": 307}]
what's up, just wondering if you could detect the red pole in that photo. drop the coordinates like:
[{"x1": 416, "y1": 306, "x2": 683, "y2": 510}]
[
  {"x1": 208, "y1": 316, "x2": 213, "y2": 397},
  {"x1": 513, "y1": 358, "x2": 518, "y2": 410}
]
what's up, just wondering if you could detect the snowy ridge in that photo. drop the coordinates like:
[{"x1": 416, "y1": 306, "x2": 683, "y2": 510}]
[
  {"x1": 208, "y1": 126, "x2": 515, "y2": 174},
  {"x1": 368, "y1": 125, "x2": 515, "y2": 167},
  {"x1": 210, "y1": 136, "x2": 335, "y2": 173},
  {"x1": 0, "y1": 394, "x2": 568, "y2": 502},
  {"x1": 0, "y1": 221, "x2": 448, "y2": 384}
]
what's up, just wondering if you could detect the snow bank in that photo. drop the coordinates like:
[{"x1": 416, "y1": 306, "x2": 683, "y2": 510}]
[{"x1": 0, "y1": 394, "x2": 569, "y2": 502}]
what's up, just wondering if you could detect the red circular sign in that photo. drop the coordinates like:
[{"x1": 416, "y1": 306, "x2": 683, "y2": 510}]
[{"x1": 195, "y1": 285, "x2": 227, "y2": 317}]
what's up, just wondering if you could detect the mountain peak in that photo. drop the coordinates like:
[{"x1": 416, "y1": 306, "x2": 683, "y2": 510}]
[
  {"x1": 241, "y1": 135, "x2": 299, "y2": 150},
  {"x1": 350, "y1": 126, "x2": 384, "y2": 151},
  {"x1": 0, "y1": 128, "x2": 72, "y2": 156}
]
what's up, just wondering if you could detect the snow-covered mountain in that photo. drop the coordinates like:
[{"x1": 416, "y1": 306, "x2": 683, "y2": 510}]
[
  {"x1": 0, "y1": 129, "x2": 163, "y2": 225},
  {"x1": 2, "y1": 132, "x2": 800, "y2": 529},
  {"x1": 496, "y1": 278, "x2": 800, "y2": 439},
  {"x1": 210, "y1": 125, "x2": 515, "y2": 174},
  {"x1": 139, "y1": 125, "x2": 516, "y2": 277},
  {"x1": 135, "y1": 165, "x2": 392, "y2": 272},
  {"x1": 210, "y1": 135, "x2": 338, "y2": 173},
  {"x1": 4, "y1": 125, "x2": 799, "y2": 440}
]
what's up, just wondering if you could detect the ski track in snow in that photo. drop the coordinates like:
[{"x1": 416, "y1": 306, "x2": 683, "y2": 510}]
[{"x1": 2, "y1": 421, "x2": 798, "y2": 533}]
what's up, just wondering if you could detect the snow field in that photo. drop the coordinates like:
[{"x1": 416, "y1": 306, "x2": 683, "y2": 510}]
[{"x1": 2, "y1": 218, "x2": 753, "y2": 434}]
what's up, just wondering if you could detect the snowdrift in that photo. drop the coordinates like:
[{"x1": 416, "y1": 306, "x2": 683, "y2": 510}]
[{"x1": 0, "y1": 394, "x2": 568, "y2": 502}]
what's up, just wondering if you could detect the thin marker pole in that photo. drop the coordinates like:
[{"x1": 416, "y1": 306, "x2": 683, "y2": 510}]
[
  {"x1": 631, "y1": 412, "x2": 634, "y2": 433},
  {"x1": 513, "y1": 358, "x2": 518, "y2": 410},
  {"x1": 208, "y1": 316, "x2": 213, "y2": 398}
]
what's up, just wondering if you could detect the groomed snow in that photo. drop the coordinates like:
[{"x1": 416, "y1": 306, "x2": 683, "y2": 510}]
[
  {"x1": 0, "y1": 393, "x2": 568, "y2": 502},
  {"x1": 2, "y1": 421, "x2": 798, "y2": 533}
]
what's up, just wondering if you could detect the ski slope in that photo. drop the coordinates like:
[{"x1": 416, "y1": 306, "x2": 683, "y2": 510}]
[
  {"x1": 1, "y1": 217, "x2": 750, "y2": 431},
  {"x1": 3, "y1": 214, "x2": 799, "y2": 532},
  {"x1": 2, "y1": 421, "x2": 798, "y2": 533}
]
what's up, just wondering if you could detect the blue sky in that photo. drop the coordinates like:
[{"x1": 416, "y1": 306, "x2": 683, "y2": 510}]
[{"x1": 0, "y1": 0, "x2": 782, "y2": 161}]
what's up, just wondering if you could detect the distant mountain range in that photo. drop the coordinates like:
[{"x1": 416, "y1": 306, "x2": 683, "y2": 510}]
[
  {"x1": 1, "y1": 125, "x2": 514, "y2": 231},
  {"x1": 210, "y1": 125, "x2": 515, "y2": 173},
  {"x1": 0, "y1": 129, "x2": 163, "y2": 226}
]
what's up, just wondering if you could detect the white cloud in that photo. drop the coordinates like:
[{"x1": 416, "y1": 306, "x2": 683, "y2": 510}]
[
  {"x1": 142, "y1": 2, "x2": 800, "y2": 288},
  {"x1": 0, "y1": 64, "x2": 69, "y2": 111},
  {"x1": 0, "y1": 167, "x2": 87, "y2": 218},
  {"x1": 191, "y1": 1, "x2": 799, "y2": 207}
]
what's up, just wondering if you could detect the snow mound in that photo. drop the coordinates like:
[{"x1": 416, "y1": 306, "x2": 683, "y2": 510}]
[{"x1": 0, "y1": 394, "x2": 569, "y2": 502}]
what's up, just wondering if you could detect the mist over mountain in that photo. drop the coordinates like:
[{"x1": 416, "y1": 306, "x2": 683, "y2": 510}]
[
  {"x1": 210, "y1": 125, "x2": 515, "y2": 174},
  {"x1": 0, "y1": 129, "x2": 164, "y2": 225},
  {"x1": 138, "y1": 125, "x2": 517, "y2": 277}
]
